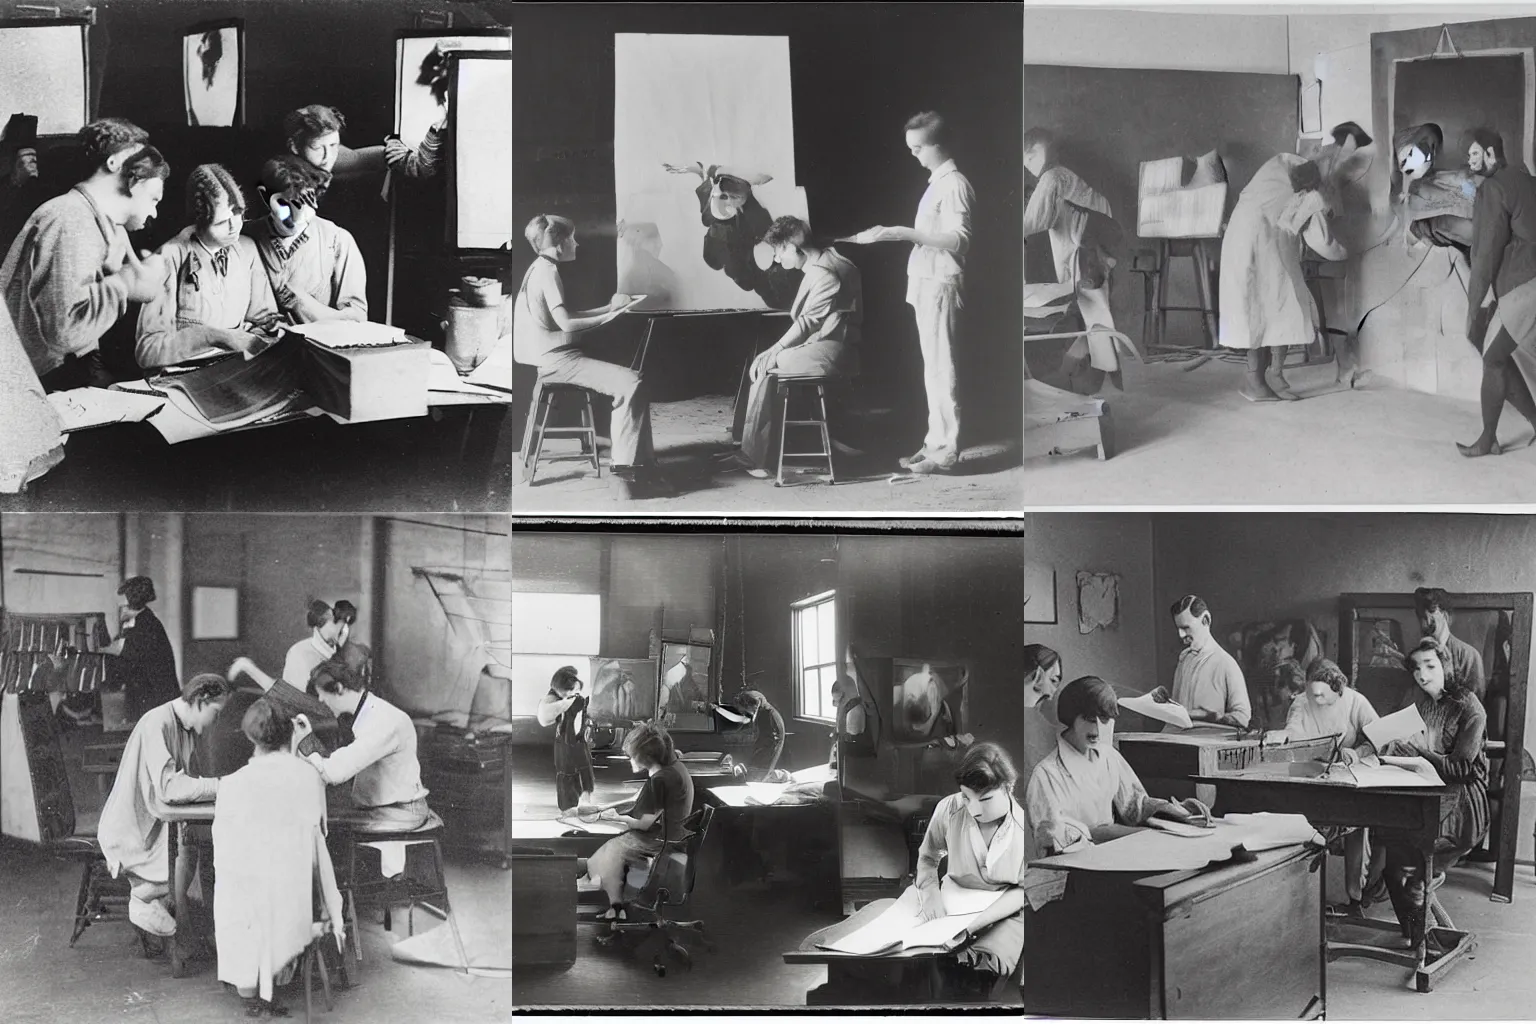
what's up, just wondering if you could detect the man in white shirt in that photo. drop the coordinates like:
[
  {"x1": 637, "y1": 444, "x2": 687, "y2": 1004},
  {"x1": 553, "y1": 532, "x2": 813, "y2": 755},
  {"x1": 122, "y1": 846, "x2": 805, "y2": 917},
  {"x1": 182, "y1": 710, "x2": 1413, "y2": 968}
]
[
  {"x1": 282, "y1": 600, "x2": 344, "y2": 693},
  {"x1": 291, "y1": 651, "x2": 429, "y2": 832},
  {"x1": 1151, "y1": 595, "x2": 1252, "y2": 727},
  {"x1": 853, "y1": 111, "x2": 975, "y2": 474}
]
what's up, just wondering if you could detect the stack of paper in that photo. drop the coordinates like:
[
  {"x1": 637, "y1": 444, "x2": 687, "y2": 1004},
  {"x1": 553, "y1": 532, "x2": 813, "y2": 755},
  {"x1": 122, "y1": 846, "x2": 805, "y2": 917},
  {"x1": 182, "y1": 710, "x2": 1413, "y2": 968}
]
[
  {"x1": 820, "y1": 883, "x2": 997, "y2": 956},
  {"x1": 287, "y1": 320, "x2": 409, "y2": 349}
]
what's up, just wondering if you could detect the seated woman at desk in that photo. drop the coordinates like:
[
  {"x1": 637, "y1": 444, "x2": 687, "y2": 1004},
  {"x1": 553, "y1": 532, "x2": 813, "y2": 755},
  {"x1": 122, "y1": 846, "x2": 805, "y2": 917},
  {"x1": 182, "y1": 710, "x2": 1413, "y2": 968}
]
[
  {"x1": 910, "y1": 742, "x2": 1028, "y2": 991},
  {"x1": 134, "y1": 163, "x2": 281, "y2": 370},
  {"x1": 1284, "y1": 658, "x2": 1380, "y2": 911},
  {"x1": 214, "y1": 698, "x2": 343, "y2": 1018},
  {"x1": 1372, "y1": 638, "x2": 1490, "y2": 948},
  {"x1": 580, "y1": 720, "x2": 695, "y2": 921},
  {"x1": 1026, "y1": 675, "x2": 1204, "y2": 858},
  {"x1": 290, "y1": 657, "x2": 430, "y2": 832},
  {"x1": 98, "y1": 673, "x2": 232, "y2": 939}
]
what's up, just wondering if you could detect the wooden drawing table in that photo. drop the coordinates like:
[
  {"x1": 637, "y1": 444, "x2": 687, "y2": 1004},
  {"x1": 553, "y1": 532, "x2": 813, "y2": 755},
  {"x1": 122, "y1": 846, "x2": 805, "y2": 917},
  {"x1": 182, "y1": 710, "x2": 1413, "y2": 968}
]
[{"x1": 1196, "y1": 772, "x2": 1475, "y2": 992}]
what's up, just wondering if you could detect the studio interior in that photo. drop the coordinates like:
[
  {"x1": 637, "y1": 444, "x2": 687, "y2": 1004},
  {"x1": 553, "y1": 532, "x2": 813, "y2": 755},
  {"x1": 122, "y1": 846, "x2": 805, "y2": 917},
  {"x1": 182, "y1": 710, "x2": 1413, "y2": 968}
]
[
  {"x1": 0, "y1": 0, "x2": 513, "y2": 513},
  {"x1": 1024, "y1": 511, "x2": 1536, "y2": 1019},
  {"x1": 508, "y1": 529, "x2": 1025, "y2": 1008},
  {"x1": 1025, "y1": 7, "x2": 1536, "y2": 505},
  {"x1": 0, "y1": 513, "x2": 513, "y2": 1022},
  {"x1": 510, "y1": 3, "x2": 1024, "y2": 514}
]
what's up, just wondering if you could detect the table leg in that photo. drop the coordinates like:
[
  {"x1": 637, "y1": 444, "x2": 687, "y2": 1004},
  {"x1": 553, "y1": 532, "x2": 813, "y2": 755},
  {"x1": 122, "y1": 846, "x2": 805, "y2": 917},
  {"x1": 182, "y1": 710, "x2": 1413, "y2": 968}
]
[
  {"x1": 630, "y1": 317, "x2": 658, "y2": 373},
  {"x1": 168, "y1": 822, "x2": 185, "y2": 977}
]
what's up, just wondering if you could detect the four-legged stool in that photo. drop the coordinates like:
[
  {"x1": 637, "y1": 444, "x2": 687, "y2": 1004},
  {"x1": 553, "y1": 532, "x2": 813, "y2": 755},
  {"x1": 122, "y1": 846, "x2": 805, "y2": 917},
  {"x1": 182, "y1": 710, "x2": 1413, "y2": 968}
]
[
  {"x1": 519, "y1": 378, "x2": 601, "y2": 484},
  {"x1": 772, "y1": 374, "x2": 836, "y2": 487}
]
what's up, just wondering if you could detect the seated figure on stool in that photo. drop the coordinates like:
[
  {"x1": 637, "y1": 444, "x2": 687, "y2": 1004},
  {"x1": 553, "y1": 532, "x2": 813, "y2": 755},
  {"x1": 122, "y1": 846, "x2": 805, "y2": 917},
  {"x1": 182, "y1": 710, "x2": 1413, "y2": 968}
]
[
  {"x1": 514, "y1": 213, "x2": 669, "y2": 500},
  {"x1": 723, "y1": 216, "x2": 861, "y2": 479}
]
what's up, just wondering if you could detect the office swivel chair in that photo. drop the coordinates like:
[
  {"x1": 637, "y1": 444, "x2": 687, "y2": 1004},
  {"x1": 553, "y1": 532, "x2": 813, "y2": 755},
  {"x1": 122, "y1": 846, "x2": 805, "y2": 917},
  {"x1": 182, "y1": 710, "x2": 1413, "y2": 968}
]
[{"x1": 591, "y1": 805, "x2": 717, "y2": 976}]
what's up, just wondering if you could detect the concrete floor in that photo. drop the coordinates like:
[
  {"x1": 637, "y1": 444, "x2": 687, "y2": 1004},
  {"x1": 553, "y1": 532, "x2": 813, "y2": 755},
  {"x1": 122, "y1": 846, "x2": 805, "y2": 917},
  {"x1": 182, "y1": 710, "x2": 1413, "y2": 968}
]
[
  {"x1": 1025, "y1": 354, "x2": 1536, "y2": 505},
  {"x1": 511, "y1": 394, "x2": 1024, "y2": 515}
]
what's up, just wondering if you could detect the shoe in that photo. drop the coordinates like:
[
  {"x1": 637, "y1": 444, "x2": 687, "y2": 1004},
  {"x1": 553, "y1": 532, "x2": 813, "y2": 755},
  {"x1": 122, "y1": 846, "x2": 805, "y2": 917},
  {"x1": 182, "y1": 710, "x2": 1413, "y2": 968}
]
[
  {"x1": 909, "y1": 451, "x2": 959, "y2": 475},
  {"x1": 129, "y1": 895, "x2": 177, "y2": 937},
  {"x1": 897, "y1": 449, "x2": 930, "y2": 469}
]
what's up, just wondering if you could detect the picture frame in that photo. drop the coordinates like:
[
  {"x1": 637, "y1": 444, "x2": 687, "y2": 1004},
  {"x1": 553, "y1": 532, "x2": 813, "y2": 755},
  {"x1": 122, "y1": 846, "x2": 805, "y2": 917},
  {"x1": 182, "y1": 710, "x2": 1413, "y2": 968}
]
[
  {"x1": 0, "y1": 18, "x2": 91, "y2": 136},
  {"x1": 891, "y1": 658, "x2": 969, "y2": 744},
  {"x1": 447, "y1": 49, "x2": 514, "y2": 253},
  {"x1": 657, "y1": 640, "x2": 713, "y2": 731},
  {"x1": 190, "y1": 585, "x2": 240, "y2": 640},
  {"x1": 587, "y1": 656, "x2": 658, "y2": 727},
  {"x1": 182, "y1": 18, "x2": 245, "y2": 128}
]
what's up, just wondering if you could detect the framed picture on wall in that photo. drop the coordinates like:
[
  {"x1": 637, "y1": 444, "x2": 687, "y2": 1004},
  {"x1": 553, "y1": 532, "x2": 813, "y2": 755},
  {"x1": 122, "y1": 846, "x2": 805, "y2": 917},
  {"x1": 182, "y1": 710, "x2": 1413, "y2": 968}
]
[
  {"x1": 891, "y1": 659, "x2": 969, "y2": 744},
  {"x1": 587, "y1": 656, "x2": 658, "y2": 726},
  {"x1": 191, "y1": 586, "x2": 240, "y2": 640},
  {"x1": 182, "y1": 19, "x2": 244, "y2": 127},
  {"x1": 657, "y1": 640, "x2": 713, "y2": 731}
]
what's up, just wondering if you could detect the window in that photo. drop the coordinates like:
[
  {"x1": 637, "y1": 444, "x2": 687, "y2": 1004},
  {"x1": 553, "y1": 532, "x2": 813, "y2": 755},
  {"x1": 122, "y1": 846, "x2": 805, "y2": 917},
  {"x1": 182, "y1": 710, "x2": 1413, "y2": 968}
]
[
  {"x1": 511, "y1": 592, "x2": 601, "y2": 718},
  {"x1": 792, "y1": 590, "x2": 838, "y2": 723}
]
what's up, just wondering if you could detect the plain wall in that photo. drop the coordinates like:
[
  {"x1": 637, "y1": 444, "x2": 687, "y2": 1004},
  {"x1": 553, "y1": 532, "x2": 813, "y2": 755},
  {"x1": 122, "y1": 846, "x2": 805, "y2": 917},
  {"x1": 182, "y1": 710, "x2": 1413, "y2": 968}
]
[{"x1": 1024, "y1": 8, "x2": 1289, "y2": 73}]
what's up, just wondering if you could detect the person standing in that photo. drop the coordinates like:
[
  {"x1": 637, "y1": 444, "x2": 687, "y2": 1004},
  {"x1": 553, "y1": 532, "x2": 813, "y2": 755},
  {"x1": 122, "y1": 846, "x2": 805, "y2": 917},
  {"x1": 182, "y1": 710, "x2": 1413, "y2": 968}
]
[
  {"x1": 854, "y1": 111, "x2": 975, "y2": 474},
  {"x1": 106, "y1": 576, "x2": 180, "y2": 721},
  {"x1": 1149, "y1": 594, "x2": 1252, "y2": 727},
  {"x1": 282, "y1": 600, "x2": 343, "y2": 693},
  {"x1": 1414, "y1": 588, "x2": 1486, "y2": 698}
]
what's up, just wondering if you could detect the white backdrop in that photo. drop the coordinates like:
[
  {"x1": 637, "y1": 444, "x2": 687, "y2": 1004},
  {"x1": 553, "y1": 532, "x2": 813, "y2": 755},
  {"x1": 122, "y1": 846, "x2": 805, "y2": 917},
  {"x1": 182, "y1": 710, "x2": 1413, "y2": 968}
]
[{"x1": 0, "y1": 24, "x2": 88, "y2": 136}]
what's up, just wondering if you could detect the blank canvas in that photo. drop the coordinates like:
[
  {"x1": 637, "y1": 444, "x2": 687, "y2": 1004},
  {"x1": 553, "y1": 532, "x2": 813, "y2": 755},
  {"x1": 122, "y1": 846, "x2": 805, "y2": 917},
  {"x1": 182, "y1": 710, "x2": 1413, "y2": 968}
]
[
  {"x1": 191, "y1": 586, "x2": 239, "y2": 640},
  {"x1": 397, "y1": 32, "x2": 512, "y2": 149},
  {"x1": 614, "y1": 34, "x2": 809, "y2": 312},
  {"x1": 0, "y1": 24, "x2": 88, "y2": 136},
  {"x1": 452, "y1": 54, "x2": 512, "y2": 250}
]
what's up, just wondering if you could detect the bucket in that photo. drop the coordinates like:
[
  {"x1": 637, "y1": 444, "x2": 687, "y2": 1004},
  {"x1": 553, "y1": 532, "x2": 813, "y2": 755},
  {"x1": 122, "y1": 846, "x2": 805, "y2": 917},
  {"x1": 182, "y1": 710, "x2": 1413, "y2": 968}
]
[{"x1": 445, "y1": 297, "x2": 506, "y2": 374}]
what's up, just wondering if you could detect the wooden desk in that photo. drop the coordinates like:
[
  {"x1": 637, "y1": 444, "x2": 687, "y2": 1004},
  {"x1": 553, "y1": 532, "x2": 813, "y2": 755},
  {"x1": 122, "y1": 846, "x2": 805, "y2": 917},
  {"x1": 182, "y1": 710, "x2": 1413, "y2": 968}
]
[
  {"x1": 508, "y1": 819, "x2": 620, "y2": 859},
  {"x1": 782, "y1": 898, "x2": 955, "y2": 1006},
  {"x1": 511, "y1": 852, "x2": 578, "y2": 970},
  {"x1": 1026, "y1": 844, "x2": 1324, "y2": 1019},
  {"x1": 1196, "y1": 773, "x2": 1474, "y2": 992},
  {"x1": 699, "y1": 789, "x2": 838, "y2": 907},
  {"x1": 159, "y1": 801, "x2": 215, "y2": 978},
  {"x1": 1116, "y1": 732, "x2": 1260, "y2": 807}
]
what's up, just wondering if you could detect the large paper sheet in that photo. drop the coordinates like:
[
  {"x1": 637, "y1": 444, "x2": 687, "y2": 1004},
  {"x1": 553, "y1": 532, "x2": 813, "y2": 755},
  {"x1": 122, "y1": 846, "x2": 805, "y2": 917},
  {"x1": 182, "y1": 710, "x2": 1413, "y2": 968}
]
[
  {"x1": 48, "y1": 388, "x2": 164, "y2": 433},
  {"x1": 1039, "y1": 814, "x2": 1319, "y2": 873},
  {"x1": 614, "y1": 34, "x2": 809, "y2": 312},
  {"x1": 1363, "y1": 704, "x2": 1428, "y2": 751},
  {"x1": 1118, "y1": 692, "x2": 1194, "y2": 730},
  {"x1": 820, "y1": 883, "x2": 988, "y2": 955},
  {"x1": 453, "y1": 55, "x2": 513, "y2": 250}
]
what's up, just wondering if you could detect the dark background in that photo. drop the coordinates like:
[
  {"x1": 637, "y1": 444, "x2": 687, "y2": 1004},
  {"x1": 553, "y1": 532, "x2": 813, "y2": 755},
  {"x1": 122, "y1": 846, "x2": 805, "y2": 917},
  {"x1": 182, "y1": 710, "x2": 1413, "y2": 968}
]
[
  {"x1": 1392, "y1": 54, "x2": 1525, "y2": 175},
  {"x1": 513, "y1": 2, "x2": 1024, "y2": 445}
]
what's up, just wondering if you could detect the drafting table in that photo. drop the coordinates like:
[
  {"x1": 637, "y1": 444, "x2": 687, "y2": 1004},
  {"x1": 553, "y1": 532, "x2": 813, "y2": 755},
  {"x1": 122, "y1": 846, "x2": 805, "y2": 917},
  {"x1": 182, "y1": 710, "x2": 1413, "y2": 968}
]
[
  {"x1": 1196, "y1": 772, "x2": 1473, "y2": 993},
  {"x1": 511, "y1": 850, "x2": 578, "y2": 969},
  {"x1": 782, "y1": 897, "x2": 963, "y2": 1006},
  {"x1": 508, "y1": 817, "x2": 624, "y2": 858},
  {"x1": 1025, "y1": 844, "x2": 1324, "y2": 1019},
  {"x1": 701, "y1": 779, "x2": 838, "y2": 908}
]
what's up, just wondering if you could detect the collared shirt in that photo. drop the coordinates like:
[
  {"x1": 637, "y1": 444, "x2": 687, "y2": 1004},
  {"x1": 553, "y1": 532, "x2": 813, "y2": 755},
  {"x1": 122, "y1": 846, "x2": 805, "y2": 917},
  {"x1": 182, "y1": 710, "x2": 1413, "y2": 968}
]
[
  {"x1": 781, "y1": 248, "x2": 862, "y2": 348},
  {"x1": 1025, "y1": 735, "x2": 1153, "y2": 855},
  {"x1": 917, "y1": 790, "x2": 1029, "y2": 892},
  {"x1": 1023, "y1": 164, "x2": 1116, "y2": 288},
  {"x1": 0, "y1": 185, "x2": 131, "y2": 375},
  {"x1": 512, "y1": 256, "x2": 571, "y2": 367},
  {"x1": 282, "y1": 634, "x2": 335, "y2": 692},
  {"x1": 308, "y1": 691, "x2": 429, "y2": 808},
  {"x1": 1172, "y1": 642, "x2": 1252, "y2": 726},
  {"x1": 246, "y1": 215, "x2": 367, "y2": 323},
  {"x1": 135, "y1": 227, "x2": 279, "y2": 369},
  {"x1": 906, "y1": 159, "x2": 975, "y2": 292},
  {"x1": 1468, "y1": 164, "x2": 1536, "y2": 311},
  {"x1": 1285, "y1": 686, "x2": 1378, "y2": 749}
]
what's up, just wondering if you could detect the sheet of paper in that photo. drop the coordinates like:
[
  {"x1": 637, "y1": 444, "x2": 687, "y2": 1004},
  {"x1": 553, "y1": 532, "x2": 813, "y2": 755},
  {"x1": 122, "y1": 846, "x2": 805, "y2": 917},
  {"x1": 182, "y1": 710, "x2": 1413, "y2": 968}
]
[
  {"x1": 465, "y1": 333, "x2": 512, "y2": 392},
  {"x1": 286, "y1": 321, "x2": 408, "y2": 349},
  {"x1": 1118, "y1": 692, "x2": 1194, "y2": 730},
  {"x1": 48, "y1": 388, "x2": 164, "y2": 432},
  {"x1": 820, "y1": 887, "x2": 977, "y2": 955},
  {"x1": 1363, "y1": 704, "x2": 1428, "y2": 750},
  {"x1": 511, "y1": 818, "x2": 623, "y2": 839},
  {"x1": 790, "y1": 762, "x2": 835, "y2": 785},
  {"x1": 1038, "y1": 815, "x2": 1319, "y2": 873},
  {"x1": 1146, "y1": 817, "x2": 1217, "y2": 839},
  {"x1": 902, "y1": 911, "x2": 981, "y2": 950},
  {"x1": 704, "y1": 786, "x2": 755, "y2": 808},
  {"x1": 1346, "y1": 761, "x2": 1444, "y2": 788},
  {"x1": 745, "y1": 781, "x2": 790, "y2": 804},
  {"x1": 940, "y1": 879, "x2": 1002, "y2": 916},
  {"x1": 427, "y1": 349, "x2": 506, "y2": 397}
]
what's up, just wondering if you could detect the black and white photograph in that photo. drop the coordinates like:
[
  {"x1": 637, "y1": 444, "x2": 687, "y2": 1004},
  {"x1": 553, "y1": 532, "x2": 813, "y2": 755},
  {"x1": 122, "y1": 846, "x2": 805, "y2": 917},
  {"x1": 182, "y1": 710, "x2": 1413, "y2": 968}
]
[
  {"x1": 511, "y1": 2, "x2": 1023, "y2": 512},
  {"x1": 1026, "y1": 3, "x2": 1536, "y2": 504},
  {"x1": 509, "y1": 527, "x2": 1025, "y2": 1008},
  {"x1": 0, "y1": 1, "x2": 514, "y2": 514},
  {"x1": 1025, "y1": 511, "x2": 1536, "y2": 1016},
  {"x1": 0, "y1": 512, "x2": 513, "y2": 1021}
]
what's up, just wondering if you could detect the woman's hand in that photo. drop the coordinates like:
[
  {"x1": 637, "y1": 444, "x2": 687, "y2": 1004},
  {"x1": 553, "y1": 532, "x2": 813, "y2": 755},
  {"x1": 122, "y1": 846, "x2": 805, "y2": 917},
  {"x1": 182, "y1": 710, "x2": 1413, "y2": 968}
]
[
  {"x1": 750, "y1": 346, "x2": 780, "y2": 383},
  {"x1": 1157, "y1": 800, "x2": 1193, "y2": 822},
  {"x1": 609, "y1": 293, "x2": 633, "y2": 312},
  {"x1": 916, "y1": 887, "x2": 945, "y2": 923}
]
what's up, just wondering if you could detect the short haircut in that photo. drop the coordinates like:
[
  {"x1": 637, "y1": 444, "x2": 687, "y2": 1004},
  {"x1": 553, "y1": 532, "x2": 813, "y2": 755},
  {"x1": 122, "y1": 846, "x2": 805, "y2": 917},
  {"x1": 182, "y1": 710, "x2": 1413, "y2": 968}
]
[
  {"x1": 734, "y1": 689, "x2": 766, "y2": 714},
  {"x1": 1306, "y1": 657, "x2": 1348, "y2": 694},
  {"x1": 1275, "y1": 659, "x2": 1308, "y2": 695},
  {"x1": 305, "y1": 600, "x2": 334, "y2": 630},
  {"x1": 1331, "y1": 121, "x2": 1373, "y2": 149},
  {"x1": 118, "y1": 145, "x2": 170, "y2": 198},
  {"x1": 761, "y1": 215, "x2": 811, "y2": 250},
  {"x1": 258, "y1": 155, "x2": 331, "y2": 205},
  {"x1": 416, "y1": 44, "x2": 451, "y2": 105},
  {"x1": 1169, "y1": 594, "x2": 1210, "y2": 621},
  {"x1": 524, "y1": 214, "x2": 574, "y2": 254},
  {"x1": 905, "y1": 110, "x2": 948, "y2": 147},
  {"x1": 623, "y1": 720, "x2": 677, "y2": 768},
  {"x1": 1394, "y1": 122, "x2": 1443, "y2": 162},
  {"x1": 331, "y1": 600, "x2": 358, "y2": 626},
  {"x1": 1471, "y1": 127, "x2": 1505, "y2": 162},
  {"x1": 117, "y1": 576, "x2": 156, "y2": 610},
  {"x1": 332, "y1": 642, "x2": 372, "y2": 687},
  {"x1": 79, "y1": 118, "x2": 149, "y2": 170},
  {"x1": 1024, "y1": 643, "x2": 1060, "y2": 676},
  {"x1": 1023, "y1": 127, "x2": 1056, "y2": 161},
  {"x1": 1056, "y1": 675, "x2": 1120, "y2": 727},
  {"x1": 1403, "y1": 636, "x2": 1462, "y2": 695},
  {"x1": 310, "y1": 659, "x2": 362, "y2": 695},
  {"x1": 185, "y1": 164, "x2": 246, "y2": 228},
  {"x1": 284, "y1": 104, "x2": 346, "y2": 149},
  {"x1": 954, "y1": 741, "x2": 1020, "y2": 794},
  {"x1": 1288, "y1": 159, "x2": 1322, "y2": 194},
  {"x1": 1413, "y1": 587, "x2": 1452, "y2": 619},
  {"x1": 551, "y1": 665, "x2": 581, "y2": 693},
  {"x1": 181, "y1": 672, "x2": 231, "y2": 706},
  {"x1": 241, "y1": 696, "x2": 293, "y2": 751}
]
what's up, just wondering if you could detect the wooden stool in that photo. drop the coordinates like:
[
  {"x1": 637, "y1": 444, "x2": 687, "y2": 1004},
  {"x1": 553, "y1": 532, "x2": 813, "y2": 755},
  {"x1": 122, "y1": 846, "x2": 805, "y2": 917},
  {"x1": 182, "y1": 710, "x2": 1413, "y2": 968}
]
[
  {"x1": 337, "y1": 815, "x2": 468, "y2": 973},
  {"x1": 772, "y1": 374, "x2": 836, "y2": 487},
  {"x1": 53, "y1": 836, "x2": 134, "y2": 949},
  {"x1": 519, "y1": 378, "x2": 600, "y2": 484},
  {"x1": 1134, "y1": 238, "x2": 1219, "y2": 350}
]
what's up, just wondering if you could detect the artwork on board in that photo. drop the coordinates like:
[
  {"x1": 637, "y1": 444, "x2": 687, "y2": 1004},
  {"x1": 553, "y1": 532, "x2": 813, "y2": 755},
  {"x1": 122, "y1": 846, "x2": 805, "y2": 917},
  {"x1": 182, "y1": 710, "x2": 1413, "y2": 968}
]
[
  {"x1": 395, "y1": 29, "x2": 512, "y2": 149},
  {"x1": 183, "y1": 21, "x2": 243, "y2": 127},
  {"x1": 586, "y1": 657, "x2": 657, "y2": 726},
  {"x1": 1076, "y1": 571, "x2": 1119, "y2": 635},
  {"x1": 892, "y1": 659, "x2": 969, "y2": 743},
  {"x1": 656, "y1": 642, "x2": 713, "y2": 730},
  {"x1": 1024, "y1": 563, "x2": 1057, "y2": 624},
  {"x1": 613, "y1": 33, "x2": 808, "y2": 312}
]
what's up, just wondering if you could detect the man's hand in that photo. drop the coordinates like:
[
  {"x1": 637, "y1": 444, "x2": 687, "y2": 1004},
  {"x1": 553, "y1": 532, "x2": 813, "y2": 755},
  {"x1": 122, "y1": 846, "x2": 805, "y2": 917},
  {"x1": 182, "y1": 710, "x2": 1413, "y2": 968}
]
[
  {"x1": 277, "y1": 284, "x2": 326, "y2": 322},
  {"x1": 662, "y1": 162, "x2": 703, "y2": 177},
  {"x1": 1147, "y1": 686, "x2": 1172, "y2": 704},
  {"x1": 228, "y1": 656, "x2": 256, "y2": 681},
  {"x1": 915, "y1": 887, "x2": 945, "y2": 923},
  {"x1": 749, "y1": 346, "x2": 780, "y2": 383},
  {"x1": 384, "y1": 137, "x2": 411, "y2": 167},
  {"x1": 222, "y1": 330, "x2": 264, "y2": 355},
  {"x1": 117, "y1": 248, "x2": 170, "y2": 304}
]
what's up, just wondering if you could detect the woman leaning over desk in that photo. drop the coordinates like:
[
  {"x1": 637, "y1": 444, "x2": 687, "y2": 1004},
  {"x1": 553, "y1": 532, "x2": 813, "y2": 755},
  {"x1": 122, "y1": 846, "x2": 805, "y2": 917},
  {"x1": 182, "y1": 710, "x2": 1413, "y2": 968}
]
[
  {"x1": 1371, "y1": 637, "x2": 1489, "y2": 948},
  {"x1": 911, "y1": 742, "x2": 1028, "y2": 992}
]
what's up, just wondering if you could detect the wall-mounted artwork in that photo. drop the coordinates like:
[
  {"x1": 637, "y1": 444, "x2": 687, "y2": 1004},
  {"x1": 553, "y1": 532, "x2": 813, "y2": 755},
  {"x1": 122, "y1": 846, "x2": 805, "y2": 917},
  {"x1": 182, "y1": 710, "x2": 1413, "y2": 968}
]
[
  {"x1": 587, "y1": 657, "x2": 657, "y2": 726},
  {"x1": 614, "y1": 34, "x2": 808, "y2": 312},
  {"x1": 1025, "y1": 563, "x2": 1057, "y2": 624},
  {"x1": 0, "y1": 20, "x2": 89, "y2": 136},
  {"x1": 892, "y1": 659, "x2": 969, "y2": 743},
  {"x1": 657, "y1": 641, "x2": 713, "y2": 730},
  {"x1": 1077, "y1": 571, "x2": 1120, "y2": 634},
  {"x1": 190, "y1": 585, "x2": 240, "y2": 640},
  {"x1": 182, "y1": 20, "x2": 243, "y2": 127}
]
